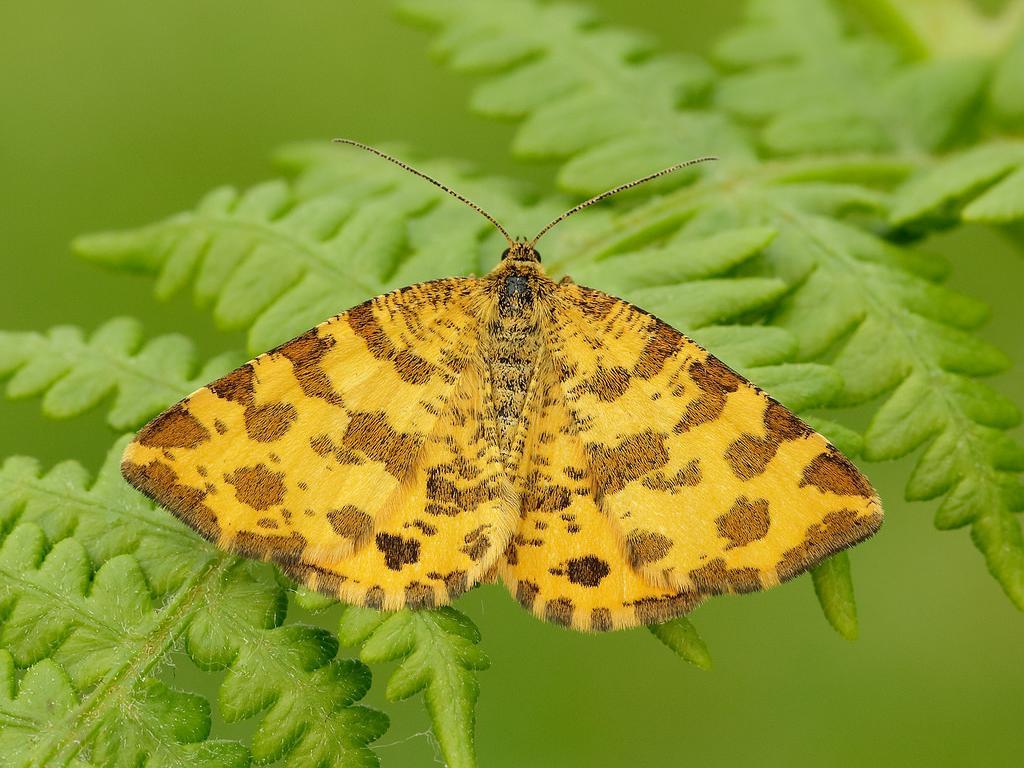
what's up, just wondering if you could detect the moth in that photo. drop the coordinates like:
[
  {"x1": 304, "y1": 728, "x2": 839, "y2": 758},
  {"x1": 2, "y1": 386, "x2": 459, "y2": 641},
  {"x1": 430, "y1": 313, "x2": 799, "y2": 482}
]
[{"x1": 122, "y1": 141, "x2": 882, "y2": 632}]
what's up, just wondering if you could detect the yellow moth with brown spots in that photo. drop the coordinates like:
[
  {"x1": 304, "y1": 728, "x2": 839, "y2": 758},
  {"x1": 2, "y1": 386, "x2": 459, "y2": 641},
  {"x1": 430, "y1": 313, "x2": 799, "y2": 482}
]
[{"x1": 122, "y1": 141, "x2": 882, "y2": 632}]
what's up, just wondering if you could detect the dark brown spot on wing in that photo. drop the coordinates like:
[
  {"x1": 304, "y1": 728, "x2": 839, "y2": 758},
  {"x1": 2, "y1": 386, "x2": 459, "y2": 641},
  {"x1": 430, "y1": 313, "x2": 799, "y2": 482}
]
[
  {"x1": 579, "y1": 364, "x2": 631, "y2": 402},
  {"x1": 244, "y1": 402, "x2": 298, "y2": 442},
  {"x1": 590, "y1": 607, "x2": 613, "y2": 632},
  {"x1": 642, "y1": 459, "x2": 702, "y2": 493},
  {"x1": 688, "y1": 557, "x2": 762, "y2": 594},
  {"x1": 520, "y1": 471, "x2": 572, "y2": 514},
  {"x1": 308, "y1": 566, "x2": 347, "y2": 596},
  {"x1": 633, "y1": 323, "x2": 683, "y2": 380},
  {"x1": 566, "y1": 556, "x2": 611, "y2": 587},
  {"x1": 625, "y1": 529, "x2": 673, "y2": 568},
  {"x1": 504, "y1": 541, "x2": 519, "y2": 565},
  {"x1": 516, "y1": 580, "x2": 540, "y2": 610},
  {"x1": 726, "y1": 400, "x2": 813, "y2": 480},
  {"x1": 632, "y1": 592, "x2": 700, "y2": 625},
  {"x1": 327, "y1": 505, "x2": 373, "y2": 543},
  {"x1": 137, "y1": 404, "x2": 210, "y2": 449},
  {"x1": 349, "y1": 302, "x2": 437, "y2": 384},
  {"x1": 224, "y1": 464, "x2": 286, "y2": 510},
  {"x1": 586, "y1": 430, "x2": 670, "y2": 498},
  {"x1": 208, "y1": 364, "x2": 255, "y2": 405},
  {"x1": 393, "y1": 350, "x2": 436, "y2": 384},
  {"x1": 277, "y1": 328, "x2": 344, "y2": 406},
  {"x1": 233, "y1": 530, "x2": 306, "y2": 564},
  {"x1": 431, "y1": 570, "x2": 468, "y2": 600},
  {"x1": 777, "y1": 508, "x2": 882, "y2": 582},
  {"x1": 545, "y1": 597, "x2": 574, "y2": 627},
  {"x1": 715, "y1": 496, "x2": 771, "y2": 549},
  {"x1": 310, "y1": 433, "x2": 365, "y2": 466},
  {"x1": 674, "y1": 357, "x2": 742, "y2": 433},
  {"x1": 376, "y1": 532, "x2": 421, "y2": 570},
  {"x1": 800, "y1": 450, "x2": 874, "y2": 497},
  {"x1": 411, "y1": 520, "x2": 438, "y2": 536},
  {"x1": 343, "y1": 411, "x2": 422, "y2": 480},
  {"x1": 460, "y1": 534, "x2": 491, "y2": 561},
  {"x1": 404, "y1": 581, "x2": 436, "y2": 609},
  {"x1": 576, "y1": 288, "x2": 620, "y2": 320},
  {"x1": 121, "y1": 459, "x2": 219, "y2": 538},
  {"x1": 425, "y1": 462, "x2": 496, "y2": 517},
  {"x1": 348, "y1": 303, "x2": 396, "y2": 359},
  {"x1": 364, "y1": 586, "x2": 385, "y2": 609}
]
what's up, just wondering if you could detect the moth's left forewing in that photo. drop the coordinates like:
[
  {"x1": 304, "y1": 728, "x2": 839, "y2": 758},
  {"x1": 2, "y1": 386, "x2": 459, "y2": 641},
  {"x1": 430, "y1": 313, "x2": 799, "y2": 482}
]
[{"x1": 537, "y1": 283, "x2": 882, "y2": 597}]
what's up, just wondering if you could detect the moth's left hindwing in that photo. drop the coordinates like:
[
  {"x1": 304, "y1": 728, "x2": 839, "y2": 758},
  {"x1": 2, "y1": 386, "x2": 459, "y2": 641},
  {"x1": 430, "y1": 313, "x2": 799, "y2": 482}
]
[
  {"x1": 528, "y1": 283, "x2": 882, "y2": 599},
  {"x1": 122, "y1": 278, "x2": 518, "y2": 610}
]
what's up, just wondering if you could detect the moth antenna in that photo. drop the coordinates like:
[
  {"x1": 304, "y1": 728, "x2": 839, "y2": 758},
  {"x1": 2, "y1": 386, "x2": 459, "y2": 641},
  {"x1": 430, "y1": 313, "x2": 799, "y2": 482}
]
[
  {"x1": 333, "y1": 139, "x2": 514, "y2": 245},
  {"x1": 528, "y1": 156, "x2": 718, "y2": 247}
]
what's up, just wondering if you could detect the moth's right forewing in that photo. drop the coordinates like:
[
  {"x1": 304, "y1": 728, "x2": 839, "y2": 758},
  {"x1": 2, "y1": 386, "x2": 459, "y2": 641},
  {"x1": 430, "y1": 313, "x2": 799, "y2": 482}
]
[{"x1": 531, "y1": 283, "x2": 882, "y2": 597}]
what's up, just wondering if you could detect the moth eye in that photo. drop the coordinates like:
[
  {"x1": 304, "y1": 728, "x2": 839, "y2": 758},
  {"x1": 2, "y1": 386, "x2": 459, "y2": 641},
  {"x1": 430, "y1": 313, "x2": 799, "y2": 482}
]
[
  {"x1": 534, "y1": 250, "x2": 542, "y2": 263},
  {"x1": 501, "y1": 248, "x2": 511, "y2": 260}
]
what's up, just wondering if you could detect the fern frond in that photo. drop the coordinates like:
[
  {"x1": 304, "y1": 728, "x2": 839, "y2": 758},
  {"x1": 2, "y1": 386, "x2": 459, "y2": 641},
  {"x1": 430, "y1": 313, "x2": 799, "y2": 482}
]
[
  {"x1": 891, "y1": 141, "x2": 1024, "y2": 226},
  {"x1": 0, "y1": 440, "x2": 388, "y2": 766},
  {"x1": 400, "y1": 0, "x2": 1024, "y2": 608},
  {"x1": 399, "y1": 0, "x2": 751, "y2": 193},
  {"x1": 713, "y1": 0, "x2": 989, "y2": 155},
  {"x1": 0, "y1": 650, "x2": 249, "y2": 768},
  {"x1": 338, "y1": 606, "x2": 489, "y2": 768},
  {"x1": 841, "y1": 0, "x2": 1024, "y2": 62},
  {"x1": 990, "y1": 23, "x2": 1024, "y2": 124},
  {"x1": 0, "y1": 318, "x2": 241, "y2": 430}
]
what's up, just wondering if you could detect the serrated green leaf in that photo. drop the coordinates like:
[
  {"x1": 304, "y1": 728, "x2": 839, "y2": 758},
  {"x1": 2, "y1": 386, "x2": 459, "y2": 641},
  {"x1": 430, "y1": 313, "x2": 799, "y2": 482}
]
[
  {"x1": 964, "y1": 166, "x2": 1024, "y2": 222},
  {"x1": 339, "y1": 606, "x2": 488, "y2": 768},
  {"x1": 570, "y1": 227, "x2": 777, "y2": 291},
  {"x1": 714, "y1": 0, "x2": 988, "y2": 155},
  {"x1": 0, "y1": 440, "x2": 387, "y2": 766},
  {"x1": 742, "y1": 363, "x2": 843, "y2": 413},
  {"x1": 990, "y1": 25, "x2": 1024, "y2": 122},
  {"x1": 891, "y1": 141, "x2": 1024, "y2": 225},
  {"x1": 628, "y1": 277, "x2": 788, "y2": 330},
  {"x1": 802, "y1": 417, "x2": 864, "y2": 458},
  {"x1": 0, "y1": 318, "x2": 242, "y2": 430},
  {"x1": 648, "y1": 616, "x2": 712, "y2": 669},
  {"x1": 689, "y1": 325, "x2": 797, "y2": 369},
  {"x1": 810, "y1": 553, "x2": 860, "y2": 640},
  {"x1": 0, "y1": 652, "x2": 249, "y2": 768}
]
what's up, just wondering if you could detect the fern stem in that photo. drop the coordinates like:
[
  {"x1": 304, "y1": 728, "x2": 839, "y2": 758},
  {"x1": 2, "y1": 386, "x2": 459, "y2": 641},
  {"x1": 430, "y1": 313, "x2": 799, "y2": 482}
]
[{"x1": 27, "y1": 555, "x2": 237, "y2": 766}]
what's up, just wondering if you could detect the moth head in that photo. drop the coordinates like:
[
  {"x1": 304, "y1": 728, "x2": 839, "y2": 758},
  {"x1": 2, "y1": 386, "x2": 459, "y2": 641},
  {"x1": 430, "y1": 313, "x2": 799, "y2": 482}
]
[{"x1": 501, "y1": 240, "x2": 541, "y2": 263}]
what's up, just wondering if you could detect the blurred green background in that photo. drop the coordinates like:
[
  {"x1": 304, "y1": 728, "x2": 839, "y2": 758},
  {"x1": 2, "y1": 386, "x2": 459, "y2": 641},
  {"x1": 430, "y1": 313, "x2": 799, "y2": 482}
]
[{"x1": 1, "y1": 2, "x2": 1022, "y2": 766}]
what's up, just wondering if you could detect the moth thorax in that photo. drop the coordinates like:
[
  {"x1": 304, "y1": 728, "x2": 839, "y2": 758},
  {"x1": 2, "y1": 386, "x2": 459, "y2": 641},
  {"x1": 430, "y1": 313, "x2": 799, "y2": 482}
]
[{"x1": 488, "y1": 274, "x2": 542, "y2": 459}]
